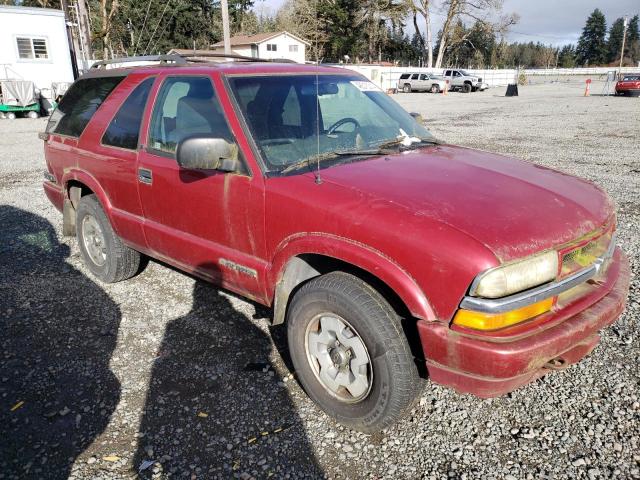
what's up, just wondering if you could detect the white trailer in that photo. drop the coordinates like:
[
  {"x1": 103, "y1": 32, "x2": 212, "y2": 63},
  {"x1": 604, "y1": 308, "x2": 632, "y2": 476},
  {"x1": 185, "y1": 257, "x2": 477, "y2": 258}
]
[{"x1": 0, "y1": 5, "x2": 74, "y2": 104}]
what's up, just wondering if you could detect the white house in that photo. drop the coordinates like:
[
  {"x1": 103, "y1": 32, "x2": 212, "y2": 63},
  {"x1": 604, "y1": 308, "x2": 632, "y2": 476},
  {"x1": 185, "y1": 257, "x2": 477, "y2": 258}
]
[
  {"x1": 211, "y1": 31, "x2": 309, "y2": 63},
  {"x1": 0, "y1": 5, "x2": 74, "y2": 99}
]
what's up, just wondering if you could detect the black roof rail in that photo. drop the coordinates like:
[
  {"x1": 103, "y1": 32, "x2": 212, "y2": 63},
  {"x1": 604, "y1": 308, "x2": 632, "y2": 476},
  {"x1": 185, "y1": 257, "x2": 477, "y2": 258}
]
[
  {"x1": 90, "y1": 54, "x2": 187, "y2": 69},
  {"x1": 89, "y1": 52, "x2": 289, "y2": 70},
  {"x1": 178, "y1": 52, "x2": 271, "y2": 62}
]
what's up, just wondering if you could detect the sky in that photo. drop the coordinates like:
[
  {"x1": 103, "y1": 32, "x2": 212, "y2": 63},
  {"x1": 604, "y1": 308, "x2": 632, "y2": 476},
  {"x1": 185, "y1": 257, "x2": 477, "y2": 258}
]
[{"x1": 253, "y1": 0, "x2": 640, "y2": 46}]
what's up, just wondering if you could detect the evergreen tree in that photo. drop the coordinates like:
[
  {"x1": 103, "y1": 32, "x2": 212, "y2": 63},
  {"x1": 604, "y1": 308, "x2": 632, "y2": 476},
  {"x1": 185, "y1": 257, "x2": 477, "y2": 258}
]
[
  {"x1": 576, "y1": 9, "x2": 607, "y2": 66},
  {"x1": 627, "y1": 15, "x2": 640, "y2": 64},
  {"x1": 607, "y1": 18, "x2": 625, "y2": 64},
  {"x1": 558, "y1": 44, "x2": 576, "y2": 67}
]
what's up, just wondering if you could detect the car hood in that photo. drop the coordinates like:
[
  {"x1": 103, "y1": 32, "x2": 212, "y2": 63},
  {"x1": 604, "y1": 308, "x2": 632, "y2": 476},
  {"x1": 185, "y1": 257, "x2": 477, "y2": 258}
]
[{"x1": 316, "y1": 145, "x2": 614, "y2": 262}]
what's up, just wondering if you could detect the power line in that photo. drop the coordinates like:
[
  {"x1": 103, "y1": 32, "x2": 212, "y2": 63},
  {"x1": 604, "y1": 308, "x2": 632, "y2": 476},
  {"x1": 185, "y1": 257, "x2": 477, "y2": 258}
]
[
  {"x1": 133, "y1": 0, "x2": 155, "y2": 55},
  {"x1": 142, "y1": 0, "x2": 172, "y2": 55}
]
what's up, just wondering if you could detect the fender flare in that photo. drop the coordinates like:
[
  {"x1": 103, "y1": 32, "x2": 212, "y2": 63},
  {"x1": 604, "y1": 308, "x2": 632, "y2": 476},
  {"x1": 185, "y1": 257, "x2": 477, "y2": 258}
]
[
  {"x1": 61, "y1": 169, "x2": 116, "y2": 233},
  {"x1": 268, "y1": 233, "x2": 436, "y2": 324}
]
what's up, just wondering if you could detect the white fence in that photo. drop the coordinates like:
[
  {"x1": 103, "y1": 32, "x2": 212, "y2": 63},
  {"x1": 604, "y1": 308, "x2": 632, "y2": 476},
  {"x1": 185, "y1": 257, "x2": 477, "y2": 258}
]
[{"x1": 331, "y1": 65, "x2": 640, "y2": 91}]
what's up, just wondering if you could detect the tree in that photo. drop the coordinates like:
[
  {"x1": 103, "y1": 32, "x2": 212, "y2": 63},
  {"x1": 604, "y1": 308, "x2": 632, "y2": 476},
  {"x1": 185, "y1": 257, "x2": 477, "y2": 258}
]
[
  {"x1": 576, "y1": 8, "x2": 607, "y2": 66},
  {"x1": 409, "y1": 0, "x2": 433, "y2": 67},
  {"x1": 433, "y1": 0, "x2": 518, "y2": 68},
  {"x1": 558, "y1": 44, "x2": 576, "y2": 67},
  {"x1": 607, "y1": 18, "x2": 625, "y2": 64},
  {"x1": 627, "y1": 15, "x2": 640, "y2": 65}
]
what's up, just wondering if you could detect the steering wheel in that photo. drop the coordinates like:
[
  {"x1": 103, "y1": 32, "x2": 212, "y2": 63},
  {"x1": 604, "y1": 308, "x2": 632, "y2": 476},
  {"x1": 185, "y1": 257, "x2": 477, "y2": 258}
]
[{"x1": 327, "y1": 117, "x2": 360, "y2": 135}]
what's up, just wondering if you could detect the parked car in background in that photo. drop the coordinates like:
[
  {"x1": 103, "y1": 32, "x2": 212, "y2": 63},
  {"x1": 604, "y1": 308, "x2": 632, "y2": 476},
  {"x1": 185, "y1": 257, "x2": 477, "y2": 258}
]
[
  {"x1": 615, "y1": 73, "x2": 640, "y2": 96},
  {"x1": 443, "y1": 69, "x2": 488, "y2": 92},
  {"x1": 42, "y1": 55, "x2": 629, "y2": 433},
  {"x1": 397, "y1": 73, "x2": 447, "y2": 93}
]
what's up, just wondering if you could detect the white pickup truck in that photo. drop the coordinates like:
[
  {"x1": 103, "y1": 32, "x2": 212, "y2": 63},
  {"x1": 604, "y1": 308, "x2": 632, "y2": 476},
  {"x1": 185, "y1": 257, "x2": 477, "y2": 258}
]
[{"x1": 442, "y1": 69, "x2": 489, "y2": 92}]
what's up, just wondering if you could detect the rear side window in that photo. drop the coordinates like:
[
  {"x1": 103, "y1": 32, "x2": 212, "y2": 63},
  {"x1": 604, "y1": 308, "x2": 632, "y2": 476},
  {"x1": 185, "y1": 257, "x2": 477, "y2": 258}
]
[
  {"x1": 410, "y1": 74, "x2": 419, "y2": 80},
  {"x1": 102, "y1": 77, "x2": 154, "y2": 150},
  {"x1": 47, "y1": 76, "x2": 124, "y2": 137},
  {"x1": 399, "y1": 73, "x2": 410, "y2": 79}
]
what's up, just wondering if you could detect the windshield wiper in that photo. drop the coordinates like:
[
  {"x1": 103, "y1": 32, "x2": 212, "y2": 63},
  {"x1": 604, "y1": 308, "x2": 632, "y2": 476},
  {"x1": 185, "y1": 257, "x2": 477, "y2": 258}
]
[{"x1": 279, "y1": 138, "x2": 438, "y2": 175}]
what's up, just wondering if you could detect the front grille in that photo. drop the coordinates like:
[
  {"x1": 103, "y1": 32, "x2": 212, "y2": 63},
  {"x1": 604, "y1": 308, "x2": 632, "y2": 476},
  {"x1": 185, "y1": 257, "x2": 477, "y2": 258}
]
[
  {"x1": 560, "y1": 230, "x2": 613, "y2": 279},
  {"x1": 477, "y1": 77, "x2": 482, "y2": 82}
]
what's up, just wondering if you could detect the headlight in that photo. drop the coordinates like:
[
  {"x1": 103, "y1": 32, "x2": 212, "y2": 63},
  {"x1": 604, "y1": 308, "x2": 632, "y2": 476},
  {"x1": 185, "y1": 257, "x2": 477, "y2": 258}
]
[{"x1": 472, "y1": 251, "x2": 558, "y2": 298}]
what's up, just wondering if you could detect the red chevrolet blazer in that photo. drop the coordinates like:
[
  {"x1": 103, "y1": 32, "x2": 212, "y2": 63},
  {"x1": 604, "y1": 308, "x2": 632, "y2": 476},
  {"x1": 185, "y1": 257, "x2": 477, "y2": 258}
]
[{"x1": 41, "y1": 55, "x2": 630, "y2": 432}]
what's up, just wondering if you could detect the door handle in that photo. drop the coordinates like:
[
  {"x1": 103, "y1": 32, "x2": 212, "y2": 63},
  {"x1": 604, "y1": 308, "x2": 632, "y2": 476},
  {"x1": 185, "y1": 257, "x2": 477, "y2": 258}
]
[{"x1": 138, "y1": 168, "x2": 152, "y2": 185}]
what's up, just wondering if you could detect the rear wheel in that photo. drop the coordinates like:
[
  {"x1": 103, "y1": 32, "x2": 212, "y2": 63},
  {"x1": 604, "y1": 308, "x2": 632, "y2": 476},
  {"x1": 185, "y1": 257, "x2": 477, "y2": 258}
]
[
  {"x1": 76, "y1": 194, "x2": 141, "y2": 283},
  {"x1": 287, "y1": 272, "x2": 422, "y2": 433},
  {"x1": 403, "y1": 83, "x2": 412, "y2": 93},
  {"x1": 6, "y1": 112, "x2": 16, "y2": 120},
  {"x1": 430, "y1": 84, "x2": 440, "y2": 93}
]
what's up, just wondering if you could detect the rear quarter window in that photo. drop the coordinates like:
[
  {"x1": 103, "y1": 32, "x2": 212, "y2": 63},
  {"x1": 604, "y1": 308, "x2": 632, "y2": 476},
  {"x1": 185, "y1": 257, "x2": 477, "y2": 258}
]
[
  {"x1": 399, "y1": 74, "x2": 410, "y2": 79},
  {"x1": 47, "y1": 76, "x2": 124, "y2": 137},
  {"x1": 102, "y1": 77, "x2": 154, "y2": 150}
]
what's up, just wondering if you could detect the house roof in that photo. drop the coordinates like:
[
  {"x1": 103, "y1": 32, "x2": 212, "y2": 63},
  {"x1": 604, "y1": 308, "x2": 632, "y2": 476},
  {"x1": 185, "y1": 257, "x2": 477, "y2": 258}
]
[{"x1": 211, "y1": 31, "x2": 310, "y2": 48}]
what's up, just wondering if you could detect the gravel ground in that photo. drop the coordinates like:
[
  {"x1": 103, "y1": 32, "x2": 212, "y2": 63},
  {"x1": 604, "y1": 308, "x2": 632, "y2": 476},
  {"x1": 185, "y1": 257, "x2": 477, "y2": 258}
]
[{"x1": 0, "y1": 81, "x2": 638, "y2": 480}]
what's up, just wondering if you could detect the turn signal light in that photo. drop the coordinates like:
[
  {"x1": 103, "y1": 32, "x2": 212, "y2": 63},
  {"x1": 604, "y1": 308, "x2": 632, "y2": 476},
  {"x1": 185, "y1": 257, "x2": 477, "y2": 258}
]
[{"x1": 453, "y1": 298, "x2": 554, "y2": 331}]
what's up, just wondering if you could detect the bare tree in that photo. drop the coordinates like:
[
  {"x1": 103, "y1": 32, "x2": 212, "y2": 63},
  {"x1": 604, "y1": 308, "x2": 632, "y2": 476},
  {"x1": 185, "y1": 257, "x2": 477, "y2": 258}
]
[
  {"x1": 434, "y1": 0, "x2": 518, "y2": 68},
  {"x1": 409, "y1": 0, "x2": 433, "y2": 67}
]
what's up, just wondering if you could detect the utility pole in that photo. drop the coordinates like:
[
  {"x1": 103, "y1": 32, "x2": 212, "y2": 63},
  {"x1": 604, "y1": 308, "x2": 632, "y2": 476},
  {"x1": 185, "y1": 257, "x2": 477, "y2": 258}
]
[
  {"x1": 221, "y1": 0, "x2": 231, "y2": 55},
  {"x1": 76, "y1": 0, "x2": 93, "y2": 63},
  {"x1": 619, "y1": 16, "x2": 629, "y2": 74},
  {"x1": 60, "y1": 0, "x2": 80, "y2": 79}
]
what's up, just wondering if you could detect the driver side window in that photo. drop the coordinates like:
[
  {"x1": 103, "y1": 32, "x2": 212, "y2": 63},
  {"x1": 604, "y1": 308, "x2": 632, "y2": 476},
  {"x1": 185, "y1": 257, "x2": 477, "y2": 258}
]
[{"x1": 148, "y1": 76, "x2": 232, "y2": 155}]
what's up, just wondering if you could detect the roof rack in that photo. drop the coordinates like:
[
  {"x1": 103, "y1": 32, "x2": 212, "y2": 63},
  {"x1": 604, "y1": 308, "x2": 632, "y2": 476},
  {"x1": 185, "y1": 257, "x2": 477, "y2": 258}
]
[{"x1": 90, "y1": 52, "x2": 276, "y2": 69}]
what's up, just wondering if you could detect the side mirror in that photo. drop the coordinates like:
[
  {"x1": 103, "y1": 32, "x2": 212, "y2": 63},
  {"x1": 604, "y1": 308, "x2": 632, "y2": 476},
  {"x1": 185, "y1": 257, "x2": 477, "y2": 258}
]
[
  {"x1": 409, "y1": 112, "x2": 424, "y2": 124},
  {"x1": 176, "y1": 136, "x2": 240, "y2": 172}
]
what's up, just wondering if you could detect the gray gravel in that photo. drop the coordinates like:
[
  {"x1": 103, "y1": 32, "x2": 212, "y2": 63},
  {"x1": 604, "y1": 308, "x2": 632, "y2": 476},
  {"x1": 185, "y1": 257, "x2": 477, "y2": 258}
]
[{"x1": 0, "y1": 81, "x2": 638, "y2": 480}]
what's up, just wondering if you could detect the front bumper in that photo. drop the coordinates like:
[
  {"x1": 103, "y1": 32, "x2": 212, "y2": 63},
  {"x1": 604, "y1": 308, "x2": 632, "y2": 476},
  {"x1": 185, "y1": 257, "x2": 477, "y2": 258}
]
[{"x1": 417, "y1": 248, "x2": 630, "y2": 397}]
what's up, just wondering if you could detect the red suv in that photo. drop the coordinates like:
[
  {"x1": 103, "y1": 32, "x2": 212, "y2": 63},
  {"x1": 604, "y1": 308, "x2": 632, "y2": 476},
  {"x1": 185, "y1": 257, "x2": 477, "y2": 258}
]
[{"x1": 42, "y1": 55, "x2": 630, "y2": 432}]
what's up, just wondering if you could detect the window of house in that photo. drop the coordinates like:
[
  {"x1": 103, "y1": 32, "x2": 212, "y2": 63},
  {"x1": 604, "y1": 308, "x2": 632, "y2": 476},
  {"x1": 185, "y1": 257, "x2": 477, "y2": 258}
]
[
  {"x1": 266, "y1": 44, "x2": 277, "y2": 52},
  {"x1": 47, "y1": 76, "x2": 125, "y2": 137},
  {"x1": 102, "y1": 77, "x2": 155, "y2": 150},
  {"x1": 16, "y1": 37, "x2": 48, "y2": 60},
  {"x1": 148, "y1": 76, "x2": 232, "y2": 155},
  {"x1": 289, "y1": 45, "x2": 298, "y2": 52}
]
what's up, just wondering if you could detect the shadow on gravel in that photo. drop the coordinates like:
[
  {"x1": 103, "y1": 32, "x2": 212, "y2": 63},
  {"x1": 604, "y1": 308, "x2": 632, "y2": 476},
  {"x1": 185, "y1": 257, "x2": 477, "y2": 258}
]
[
  {"x1": 134, "y1": 272, "x2": 322, "y2": 478},
  {"x1": 0, "y1": 206, "x2": 121, "y2": 479}
]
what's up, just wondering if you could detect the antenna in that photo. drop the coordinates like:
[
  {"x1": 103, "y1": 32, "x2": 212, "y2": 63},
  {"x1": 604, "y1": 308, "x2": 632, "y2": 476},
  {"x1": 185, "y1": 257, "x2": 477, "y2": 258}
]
[{"x1": 313, "y1": 0, "x2": 322, "y2": 185}]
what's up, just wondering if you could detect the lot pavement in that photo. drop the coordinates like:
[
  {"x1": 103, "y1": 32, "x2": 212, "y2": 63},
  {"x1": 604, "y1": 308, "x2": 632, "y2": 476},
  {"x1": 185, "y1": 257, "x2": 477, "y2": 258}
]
[{"x1": 0, "y1": 81, "x2": 638, "y2": 480}]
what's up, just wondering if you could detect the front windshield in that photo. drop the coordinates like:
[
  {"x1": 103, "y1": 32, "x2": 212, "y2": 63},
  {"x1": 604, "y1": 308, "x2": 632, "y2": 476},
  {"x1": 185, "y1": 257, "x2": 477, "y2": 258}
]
[
  {"x1": 228, "y1": 74, "x2": 436, "y2": 173},
  {"x1": 459, "y1": 70, "x2": 470, "y2": 76}
]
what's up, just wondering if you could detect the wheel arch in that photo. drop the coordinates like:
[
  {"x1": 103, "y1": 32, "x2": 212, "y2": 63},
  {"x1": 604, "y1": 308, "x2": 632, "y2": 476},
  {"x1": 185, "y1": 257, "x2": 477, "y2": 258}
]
[
  {"x1": 269, "y1": 235, "x2": 436, "y2": 327},
  {"x1": 62, "y1": 171, "x2": 111, "y2": 236}
]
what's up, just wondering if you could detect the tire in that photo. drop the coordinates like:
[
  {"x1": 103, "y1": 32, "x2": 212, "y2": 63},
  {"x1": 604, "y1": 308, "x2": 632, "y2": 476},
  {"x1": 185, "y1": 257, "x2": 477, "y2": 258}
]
[
  {"x1": 27, "y1": 111, "x2": 39, "y2": 119},
  {"x1": 6, "y1": 112, "x2": 16, "y2": 120},
  {"x1": 430, "y1": 84, "x2": 440, "y2": 93},
  {"x1": 403, "y1": 83, "x2": 412, "y2": 93},
  {"x1": 462, "y1": 83, "x2": 472, "y2": 93},
  {"x1": 76, "y1": 194, "x2": 141, "y2": 283},
  {"x1": 287, "y1": 272, "x2": 422, "y2": 433}
]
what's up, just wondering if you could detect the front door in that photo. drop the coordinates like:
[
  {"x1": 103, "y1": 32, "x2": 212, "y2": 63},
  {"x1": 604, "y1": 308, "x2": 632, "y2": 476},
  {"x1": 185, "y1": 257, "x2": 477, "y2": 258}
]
[{"x1": 137, "y1": 74, "x2": 264, "y2": 299}]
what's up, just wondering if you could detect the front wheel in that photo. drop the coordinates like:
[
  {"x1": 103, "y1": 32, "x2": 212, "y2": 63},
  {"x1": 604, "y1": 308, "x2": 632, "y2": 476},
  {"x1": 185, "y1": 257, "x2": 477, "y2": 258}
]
[
  {"x1": 287, "y1": 272, "x2": 422, "y2": 433},
  {"x1": 462, "y1": 84, "x2": 472, "y2": 93},
  {"x1": 76, "y1": 194, "x2": 141, "y2": 283}
]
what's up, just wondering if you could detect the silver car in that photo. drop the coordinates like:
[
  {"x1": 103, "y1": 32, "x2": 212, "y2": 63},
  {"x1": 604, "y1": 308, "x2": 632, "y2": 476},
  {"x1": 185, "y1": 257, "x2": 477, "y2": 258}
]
[{"x1": 397, "y1": 73, "x2": 447, "y2": 93}]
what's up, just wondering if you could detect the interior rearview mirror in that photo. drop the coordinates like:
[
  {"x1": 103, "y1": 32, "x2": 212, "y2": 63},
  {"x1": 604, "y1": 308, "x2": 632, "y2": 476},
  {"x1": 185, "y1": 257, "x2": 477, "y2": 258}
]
[{"x1": 176, "y1": 136, "x2": 239, "y2": 172}]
